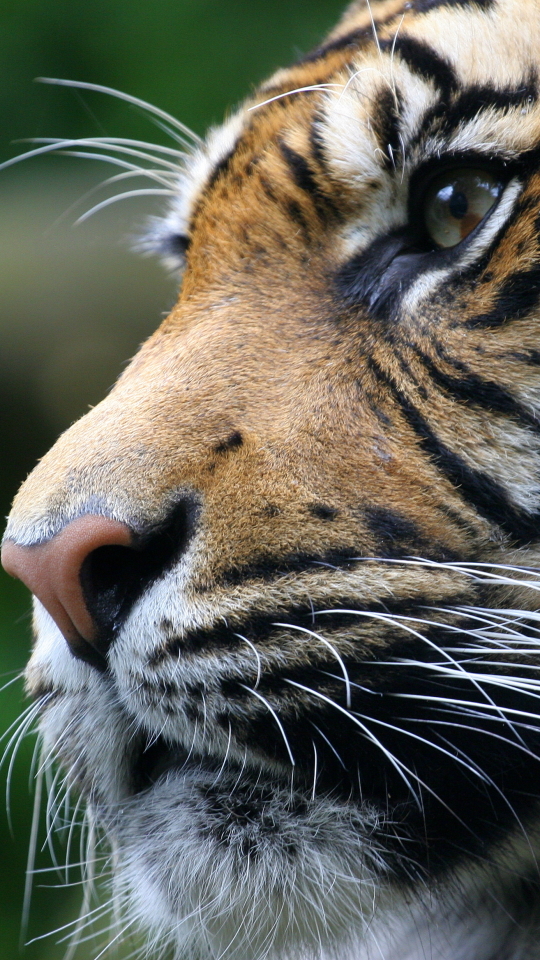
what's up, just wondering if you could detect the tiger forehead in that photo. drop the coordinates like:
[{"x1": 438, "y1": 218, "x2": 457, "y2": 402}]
[{"x1": 177, "y1": 0, "x2": 540, "y2": 260}]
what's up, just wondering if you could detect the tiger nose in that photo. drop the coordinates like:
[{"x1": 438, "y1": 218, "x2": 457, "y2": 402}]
[{"x1": 1, "y1": 515, "x2": 133, "y2": 669}]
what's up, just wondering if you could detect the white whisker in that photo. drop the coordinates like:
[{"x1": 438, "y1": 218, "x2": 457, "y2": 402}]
[
  {"x1": 284, "y1": 678, "x2": 422, "y2": 806},
  {"x1": 235, "y1": 633, "x2": 263, "y2": 688},
  {"x1": 75, "y1": 188, "x2": 173, "y2": 223},
  {"x1": 273, "y1": 621, "x2": 352, "y2": 708},
  {"x1": 249, "y1": 83, "x2": 342, "y2": 112},
  {"x1": 36, "y1": 77, "x2": 202, "y2": 145},
  {"x1": 21, "y1": 750, "x2": 44, "y2": 947},
  {"x1": 238, "y1": 684, "x2": 296, "y2": 767}
]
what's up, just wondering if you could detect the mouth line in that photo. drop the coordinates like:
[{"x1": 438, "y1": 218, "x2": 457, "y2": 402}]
[
  {"x1": 131, "y1": 730, "x2": 302, "y2": 800},
  {"x1": 133, "y1": 735, "x2": 192, "y2": 793}
]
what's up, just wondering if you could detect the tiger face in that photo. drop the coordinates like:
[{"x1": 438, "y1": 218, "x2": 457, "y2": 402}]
[{"x1": 4, "y1": 0, "x2": 540, "y2": 957}]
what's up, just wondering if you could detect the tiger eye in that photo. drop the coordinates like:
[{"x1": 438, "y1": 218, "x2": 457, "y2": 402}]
[{"x1": 423, "y1": 168, "x2": 503, "y2": 248}]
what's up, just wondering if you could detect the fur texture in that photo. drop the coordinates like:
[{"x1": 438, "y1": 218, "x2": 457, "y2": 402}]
[{"x1": 5, "y1": 0, "x2": 540, "y2": 957}]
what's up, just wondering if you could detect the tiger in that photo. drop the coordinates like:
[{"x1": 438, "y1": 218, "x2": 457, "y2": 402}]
[{"x1": 4, "y1": 0, "x2": 540, "y2": 957}]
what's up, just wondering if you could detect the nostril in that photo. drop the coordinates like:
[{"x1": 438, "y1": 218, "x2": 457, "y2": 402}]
[
  {"x1": 81, "y1": 497, "x2": 200, "y2": 648},
  {"x1": 80, "y1": 544, "x2": 143, "y2": 641},
  {"x1": 1, "y1": 515, "x2": 134, "y2": 668},
  {"x1": 2, "y1": 496, "x2": 200, "y2": 667}
]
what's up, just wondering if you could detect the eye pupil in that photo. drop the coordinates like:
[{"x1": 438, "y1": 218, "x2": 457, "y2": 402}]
[
  {"x1": 422, "y1": 167, "x2": 504, "y2": 249},
  {"x1": 448, "y1": 190, "x2": 468, "y2": 220}
]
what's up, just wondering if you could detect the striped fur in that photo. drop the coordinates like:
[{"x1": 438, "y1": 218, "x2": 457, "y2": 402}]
[{"x1": 5, "y1": 0, "x2": 540, "y2": 957}]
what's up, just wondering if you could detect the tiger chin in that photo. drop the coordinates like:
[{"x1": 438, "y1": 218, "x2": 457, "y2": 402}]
[{"x1": 5, "y1": 0, "x2": 540, "y2": 957}]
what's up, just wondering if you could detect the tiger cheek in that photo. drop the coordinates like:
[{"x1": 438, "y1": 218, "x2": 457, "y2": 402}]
[{"x1": 4, "y1": 2, "x2": 540, "y2": 959}]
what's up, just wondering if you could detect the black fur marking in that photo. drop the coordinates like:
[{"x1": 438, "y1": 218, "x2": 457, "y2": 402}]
[
  {"x1": 309, "y1": 120, "x2": 329, "y2": 174},
  {"x1": 413, "y1": 349, "x2": 540, "y2": 431},
  {"x1": 213, "y1": 431, "x2": 244, "y2": 454},
  {"x1": 159, "y1": 232, "x2": 190, "y2": 261},
  {"x1": 155, "y1": 591, "x2": 469, "y2": 662},
  {"x1": 279, "y1": 141, "x2": 340, "y2": 220},
  {"x1": 411, "y1": 0, "x2": 494, "y2": 12},
  {"x1": 364, "y1": 506, "x2": 432, "y2": 556},
  {"x1": 286, "y1": 199, "x2": 312, "y2": 242},
  {"x1": 370, "y1": 87, "x2": 403, "y2": 171},
  {"x1": 300, "y1": 28, "x2": 371, "y2": 64},
  {"x1": 211, "y1": 540, "x2": 459, "y2": 592},
  {"x1": 205, "y1": 146, "x2": 238, "y2": 194},
  {"x1": 467, "y1": 262, "x2": 540, "y2": 327},
  {"x1": 261, "y1": 503, "x2": 281, "y2": 518},
  {"x1": 216, "y1": 548, "x2": 362, "y2": 587},
  {"x1": 439, "y1": 80, "x2": 538, "y2": 133},
  {"x1": 380, "y1": 35, "x2": 457, "y2": 100},
  {"x1": 307, "y1": 503, "x2": 339, "y2": 520},
  {"x1": 510, "y1": 349, "x2": 540, "y2": 365},
  {"x1": 368, "y1": 358, "x2": 540, "y2": 545},
  {"x1": 410, "y1": 79, "x2": 538, "y2": 150},
  {"x1": 259, "y1": 176, "x2": 278, "y2": 204}
]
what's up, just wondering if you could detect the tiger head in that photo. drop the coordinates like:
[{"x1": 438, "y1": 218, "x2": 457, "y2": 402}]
[{"x1": 4, "y1": 0, "x2": 540, "y2": 957}]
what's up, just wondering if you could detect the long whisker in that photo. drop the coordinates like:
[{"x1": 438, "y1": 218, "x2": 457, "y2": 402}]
[
  {"x1": 273, "y1": 621, "x2": 352, "y2": 708},
  {"x1": 75, "y1": 188, "x2": 173, "y2": 223},
  {"x1": 36, "y1": 77, "x2": 202, "y2": 146},
  {"x1": 238, "y1": 684, "x2": 296, "y2": 767},
  {"x1": 21, "y1": 749, "x2": 44, "y2": 947},
  {"x1": 284, "y1": 678, "x2": 422, "y2": 806},
  {"x1": 249, "y1": 83, "x2": 342, "y2": 112},
  {"x1": 235, "y1": 634, "x2": 263, "y2": 689}
]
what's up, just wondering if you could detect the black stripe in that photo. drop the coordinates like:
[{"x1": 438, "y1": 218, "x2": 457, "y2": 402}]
[
  {"x1": 286, "y1": 199, "x2": 312, "y2": 242},
  {"x1": 380, "y1": 35, "x2": 457, "y2": 100},
  {"x1": 370, "y1": 86, "x2": 403, "y2": 170},
  {"x1": 440, "y1": 80, "x2": 538, "y2": 132},
  {"x1": 188, "y1": 145, "x2": 238, "y2": 232},
  {"x1": 259, "y1": 175, "x2": 278, "y2": 204},
  {"x1": 412, "y1": 0, "x2": 494, "y2": 11},
  {"x1": 369, "y1": 357, "x2": 540, "y2": 544},
  {"x1": 158, "y1": 232, "x2": 190, "y2": 261},
  {"x1": 205, "y1": 146, "x2": 237, "y2": 193},
  {"x1": 467, "y1": 261, "x2": 540, "y2": 327},
  {"x1": 411, "y1": 79, "x2": 538, "y2": 150},
  {"x1": 279, "y1": 141, "x2": 340, "y2": 220},
  {"x1": 153, "y1": 592, "x2": 469, "y2": 661},
  {"x1": 309, "y1": 119, "x2": 329, "y2": 173},
  {"x1": 364, "y1": 505, "x2": 457, "y2": 558},
  {"x1": 413, "y1": 348, "x2": 539, "y2": 431},
  {"x1": 510, "y1": 350, "x2": 540, "y2": 366},
  {"x1": 216, "y1": 548, "x2": 362, "y2": 587},
  {"x1": 300, "y1": 27, "x2": 370, "y2": 64}
]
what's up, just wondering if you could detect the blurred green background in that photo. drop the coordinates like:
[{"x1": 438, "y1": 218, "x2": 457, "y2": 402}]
[{"x1": 0, "y1": 1, "x2": 344, "y2": 958}]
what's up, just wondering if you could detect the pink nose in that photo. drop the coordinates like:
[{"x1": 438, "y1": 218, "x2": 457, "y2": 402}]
[{"x1": 2, "y1": 515, "x2": 133, "y2": 665}]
